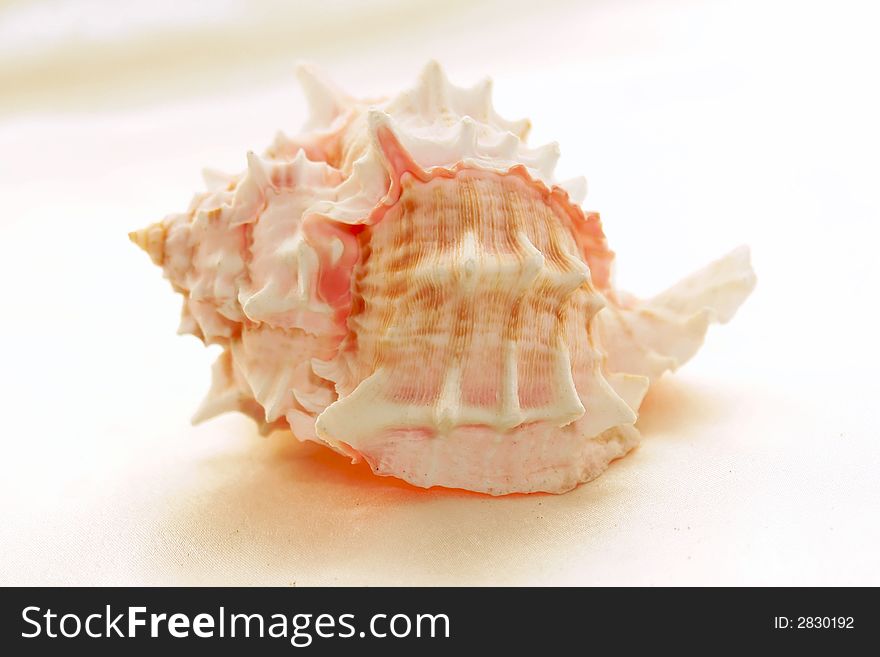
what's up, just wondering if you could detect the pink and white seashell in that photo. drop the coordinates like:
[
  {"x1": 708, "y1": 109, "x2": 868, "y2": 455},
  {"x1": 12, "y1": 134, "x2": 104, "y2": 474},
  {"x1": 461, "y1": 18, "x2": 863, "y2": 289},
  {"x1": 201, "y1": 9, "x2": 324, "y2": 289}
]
[{"x1": 131, "y1": 62, "x2": 755, "y2": 495}]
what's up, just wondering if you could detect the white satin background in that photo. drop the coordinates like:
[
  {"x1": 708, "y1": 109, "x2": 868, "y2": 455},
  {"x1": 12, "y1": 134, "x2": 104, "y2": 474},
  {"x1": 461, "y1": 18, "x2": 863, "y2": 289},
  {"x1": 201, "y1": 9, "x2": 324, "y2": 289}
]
[{"x1": 1, "y1": 0, "x2": 878, "y2": 585}]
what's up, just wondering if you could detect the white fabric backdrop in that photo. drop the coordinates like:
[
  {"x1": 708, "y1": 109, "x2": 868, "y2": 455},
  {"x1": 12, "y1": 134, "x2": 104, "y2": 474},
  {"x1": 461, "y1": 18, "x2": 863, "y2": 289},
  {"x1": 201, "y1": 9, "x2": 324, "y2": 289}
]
[{"x1": 1, "y1": 0, "x2": 878, "y2": 585}]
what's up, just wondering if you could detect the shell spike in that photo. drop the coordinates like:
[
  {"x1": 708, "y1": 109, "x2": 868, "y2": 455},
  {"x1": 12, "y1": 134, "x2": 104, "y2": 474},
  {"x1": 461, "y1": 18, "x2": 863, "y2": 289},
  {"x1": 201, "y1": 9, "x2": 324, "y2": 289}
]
[
  {"x1": 650, "y1": 245, "x2": 757, "y2": 324},
  {"x1": 177, "y1": 302, "x2": 203, "y2": 339},
  {"x1": 245, "y1": 151, "x2": 270, "y2": 188},
  {"x1": 534, "y1": 141, "x2": 561, "y2": 179},
  {"x1": 416, "y1": 60, "x2": 451, "y2": 112},
  {"x1": 192, "y1": 350, "x2": 242, "y2": 424},
  {"x1": 368, "y1": 110, "x2": 426, "y2": 185},
  {"x1": 494, "y1": 131, "x2": 520, "y2": 158},
  {"x1": 295, "y1": 61, "x2": 350, "y2": 130},
  {"x1": 226, "y1": 151, "x2": 271, "y2": 226},
  {"x1": 456, "y1": 116, "x2": 479, "y2": 156},
  {"x1": 468, "y1": 76, "x2": 493, "y2": 122}
]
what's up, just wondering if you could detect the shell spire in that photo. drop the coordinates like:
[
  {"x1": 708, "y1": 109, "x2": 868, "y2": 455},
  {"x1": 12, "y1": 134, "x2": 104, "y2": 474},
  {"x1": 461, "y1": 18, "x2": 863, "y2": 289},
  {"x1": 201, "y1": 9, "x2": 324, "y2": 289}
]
[
  {"x1": 131, "y1": 62, "x2": 755, "y2": 495},
  {"x1": 128, "y1": 223, "x2": 164, "y2": 265}
]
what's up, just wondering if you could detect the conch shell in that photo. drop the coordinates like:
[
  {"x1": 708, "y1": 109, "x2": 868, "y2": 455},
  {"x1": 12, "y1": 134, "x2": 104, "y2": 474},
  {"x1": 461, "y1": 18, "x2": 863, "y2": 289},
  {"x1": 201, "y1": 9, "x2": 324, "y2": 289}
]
[{"x1": 131, "y1": 62, "x2": 755, "y2": 495}]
